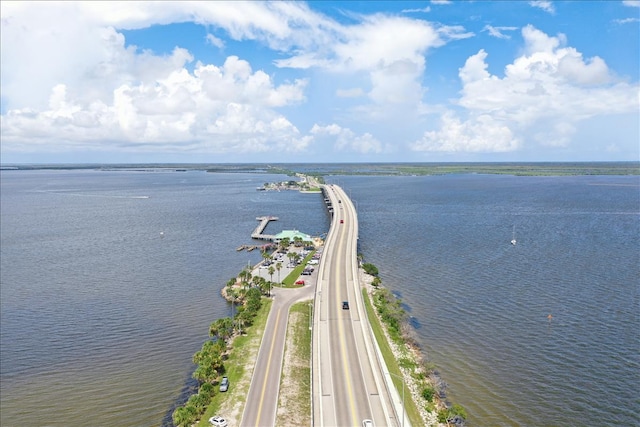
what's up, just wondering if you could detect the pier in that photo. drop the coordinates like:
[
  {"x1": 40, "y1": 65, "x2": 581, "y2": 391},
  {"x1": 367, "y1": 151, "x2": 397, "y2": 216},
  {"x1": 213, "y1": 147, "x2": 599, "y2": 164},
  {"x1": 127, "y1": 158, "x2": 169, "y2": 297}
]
[{"x1": 251, "y1": 216, "x2": 278, "y2": 241}]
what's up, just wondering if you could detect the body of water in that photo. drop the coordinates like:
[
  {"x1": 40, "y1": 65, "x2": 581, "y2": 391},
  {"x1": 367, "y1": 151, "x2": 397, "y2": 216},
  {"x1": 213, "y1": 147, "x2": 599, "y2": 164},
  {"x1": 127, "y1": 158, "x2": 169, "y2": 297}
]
[
  {"x1": 335, "y1": 173, "x2": 639, "y2": 426},
  {"x1": 0, "y1": 169, "x2": 329, "y2": 427},
  {"x1": 1, "y1": 169, "x2": 638, "y2": 426}
]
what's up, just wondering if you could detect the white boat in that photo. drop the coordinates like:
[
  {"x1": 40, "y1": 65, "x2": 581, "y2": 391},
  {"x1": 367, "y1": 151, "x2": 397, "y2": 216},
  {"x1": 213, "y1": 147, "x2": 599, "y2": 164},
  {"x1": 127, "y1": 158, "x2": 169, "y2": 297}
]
[{"x1": 511, "y1": 225, "x2": 517, "y2": 245}]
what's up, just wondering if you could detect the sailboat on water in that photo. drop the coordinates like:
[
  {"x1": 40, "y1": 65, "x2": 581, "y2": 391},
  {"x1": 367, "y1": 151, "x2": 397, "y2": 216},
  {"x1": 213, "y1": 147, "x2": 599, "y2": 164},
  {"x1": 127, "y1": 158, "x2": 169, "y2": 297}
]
[{"x1": 511, "y1": 225, "x2": 517, "y2": 245}]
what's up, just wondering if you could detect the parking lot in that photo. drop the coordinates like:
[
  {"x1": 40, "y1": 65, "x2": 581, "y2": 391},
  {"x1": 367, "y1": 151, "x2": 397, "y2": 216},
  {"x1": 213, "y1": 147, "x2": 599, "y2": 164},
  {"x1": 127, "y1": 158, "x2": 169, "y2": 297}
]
[{"x1": 252, "y1": 246, "x2": 322, "y2": 287}]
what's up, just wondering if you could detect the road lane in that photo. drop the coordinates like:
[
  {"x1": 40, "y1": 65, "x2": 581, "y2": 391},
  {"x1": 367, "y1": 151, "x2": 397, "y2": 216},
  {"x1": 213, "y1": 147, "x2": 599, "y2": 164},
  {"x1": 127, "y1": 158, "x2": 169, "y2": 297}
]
[
  {"x1": 241, "y1": 283, "x2": 313, "y2": 426},
  {"x1": 313, "y1": 184, "x2": 398, "y2": 427}
]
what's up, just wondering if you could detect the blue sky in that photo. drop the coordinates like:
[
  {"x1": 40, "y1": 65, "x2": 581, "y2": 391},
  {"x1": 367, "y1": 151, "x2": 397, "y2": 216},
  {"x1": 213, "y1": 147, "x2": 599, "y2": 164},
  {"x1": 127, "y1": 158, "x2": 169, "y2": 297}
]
[{"x1": 1, "y1": 1, "x2": 638, "y2": 164}]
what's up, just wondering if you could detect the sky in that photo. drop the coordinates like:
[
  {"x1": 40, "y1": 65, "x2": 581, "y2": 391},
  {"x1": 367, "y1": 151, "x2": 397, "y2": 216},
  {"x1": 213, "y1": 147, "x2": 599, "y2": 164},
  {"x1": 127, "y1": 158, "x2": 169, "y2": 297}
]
[{"x1": 1, "y1": 1, "x2": 639, "y2": 164}]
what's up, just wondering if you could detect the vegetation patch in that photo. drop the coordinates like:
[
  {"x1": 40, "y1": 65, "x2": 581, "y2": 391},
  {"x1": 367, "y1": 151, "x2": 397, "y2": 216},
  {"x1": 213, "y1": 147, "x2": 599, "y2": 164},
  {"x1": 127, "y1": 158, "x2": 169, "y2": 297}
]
[
  {"x1": 276, "y1": 301, "x2": 312, "y2": 425},
  {"x1": 172, "y1": 266, "x2": 272, "y2": 427},
  {"x1": 360, "y1": 263, "x2": 467, "y2": 427}
]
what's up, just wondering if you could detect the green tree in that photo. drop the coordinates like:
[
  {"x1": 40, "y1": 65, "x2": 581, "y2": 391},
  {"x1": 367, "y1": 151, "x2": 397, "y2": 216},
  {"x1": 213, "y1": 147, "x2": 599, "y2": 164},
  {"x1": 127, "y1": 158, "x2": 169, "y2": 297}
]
[
  {"x1": 276, "y1": 262, "x2": 282, "y2": 283},
  {"x1": 172, "y1": 405, "x2": 196, "y2": 427},
  {"x1": 279, "y1": 237, "x2": 291, "y2": 251},
  {"x1": 187, "y1": 392, "x2": 208, "y2": 412},
  {"x1": 238, "y1": 268, "x2": 252, "y2": 290},
  {"x1": 199, "y1": 382, "x2": 215, "y2": 399},
  {"x1": 226, "y1": 277, "x2": 236, "y2": 288},
  {"x1": 268, "y1": 265, "x2": 275, "y2": 282},
  {"x1": 209, "y1": 317, "x2": 234, "y2": 342}
]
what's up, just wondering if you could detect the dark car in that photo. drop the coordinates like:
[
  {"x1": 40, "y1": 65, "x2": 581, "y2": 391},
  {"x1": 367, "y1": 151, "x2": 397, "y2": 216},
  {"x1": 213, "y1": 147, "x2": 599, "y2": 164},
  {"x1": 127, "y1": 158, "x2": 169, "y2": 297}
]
[
  {"x1": 219, "y1": 376, "x2": 229, "y2": 392},
  {"x1": 342, "y1": 301, "x2": 349, "y2": 310},
  {"x1": 340, "y1": 219, "x2": 344, "y2": 224}
]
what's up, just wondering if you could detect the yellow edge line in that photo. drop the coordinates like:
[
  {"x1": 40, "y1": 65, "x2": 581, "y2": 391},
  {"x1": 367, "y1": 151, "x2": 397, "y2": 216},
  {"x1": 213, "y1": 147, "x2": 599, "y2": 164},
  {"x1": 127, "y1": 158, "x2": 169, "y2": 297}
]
[
  {"x1": 255, "y1": 309, "x2": 281, "y2": 426},
  {"x1": 336, "y1": 221, "x2": 358, "y2": 425}
]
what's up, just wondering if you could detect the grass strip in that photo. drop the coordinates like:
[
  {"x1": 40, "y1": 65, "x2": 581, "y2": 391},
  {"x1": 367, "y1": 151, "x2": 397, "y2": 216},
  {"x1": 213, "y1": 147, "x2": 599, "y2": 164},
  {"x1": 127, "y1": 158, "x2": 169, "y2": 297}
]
[
  {"x1": 281, "y1": 250, "x2": 316, "y2": 287},
  {"x1": 196, "y1": 298, "x2": 273, "y2": 426},
  {"x1": 361, "y1": 288, "x2": 423, "y2": 426},
  {"x1": 276, "y1": 300, "x2": 313, "y2": 425}
]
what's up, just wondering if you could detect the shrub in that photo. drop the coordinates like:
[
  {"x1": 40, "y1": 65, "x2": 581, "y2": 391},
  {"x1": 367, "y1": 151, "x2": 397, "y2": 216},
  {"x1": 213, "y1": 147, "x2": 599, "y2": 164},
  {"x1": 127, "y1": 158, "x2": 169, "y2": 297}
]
[
  {"x1": 437, "y1": 404, "x2": 467, "y2": 423},
  {"x1": 362, "y1": 263, "x2": 379, "y2": 276},
  {"x1": 421, "y1": 386, "x2": 435, "y2": 402}
]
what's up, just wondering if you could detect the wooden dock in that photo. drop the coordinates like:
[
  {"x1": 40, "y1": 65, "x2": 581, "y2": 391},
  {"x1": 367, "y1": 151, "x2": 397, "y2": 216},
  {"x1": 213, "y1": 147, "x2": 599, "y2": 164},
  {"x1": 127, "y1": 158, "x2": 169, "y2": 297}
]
[{"x1": 251, "y1": 216, "x2": 278, "y2": 241}]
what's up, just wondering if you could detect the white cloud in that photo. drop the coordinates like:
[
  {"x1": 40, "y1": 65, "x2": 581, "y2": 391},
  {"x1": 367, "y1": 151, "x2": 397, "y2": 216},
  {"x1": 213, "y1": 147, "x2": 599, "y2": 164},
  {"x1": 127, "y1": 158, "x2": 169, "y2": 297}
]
[
  {"x1": 402, "y1": 7, "x2": 431, "y2": 13},
  {"x1": 206, "y1": 34, "x2": 225, "y2": 49},
  {"x1": 1, "y1": 1, "x2": 471, "y2": 159},
  {"x1": 614, "y1": 17, "x2": 640, "y2": 24},
  {"x1": 529, "y1": 1, "x2": 556, "y2": 14},
  {"x1": 311, "y1": 124, "x2": 383, "y2": 154},
  {"x1": 411, "y1": 112, "x2": 520, "y2": 153},
  {"x1": 413, "y1": 25, "x2": 639, "y2": 153},
  {"x1": 1, "y1": 50, "x2": 310, "y2": 155},
  {"x1": 1, "y1": 2, "x2": 637, "y2": 161},
  {"x1": 623, "y1": 0, "x2": 640, "y2": 7},
  {"x1": 482, "y1": 25, "x2": 518, "y2": 39},
  {"x1": 336, "y1": 88, "x2": 365, "y2": 98}
]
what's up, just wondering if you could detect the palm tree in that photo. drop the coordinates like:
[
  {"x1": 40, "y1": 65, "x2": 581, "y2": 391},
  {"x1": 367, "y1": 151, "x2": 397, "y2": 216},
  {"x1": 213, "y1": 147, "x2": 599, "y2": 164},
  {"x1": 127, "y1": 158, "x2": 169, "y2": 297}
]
[
  {"x1": 238, "y1": 268, "x2": 251, "y2": 291},
  {"x1": 209, "y1": 317, "x2": 234, "y2": 342},
  {"x1": 279, "y1": 237, "x2": 291, "y2": 251},
  {"x1": 172, "y1": 405, "x2": 196, "y2": 427},
  {"x1": 276, "y1": 262, "x2": 282, "y2": 284},
  {"x1": 268, "y1": 265, "x2": 275, "y2": 283},
  {"x1": 261, "y1": 250, "x2": 272, "y2": 265},
  {"x1": 252, "y1": 274, "x2": 262, "y2": 289}
]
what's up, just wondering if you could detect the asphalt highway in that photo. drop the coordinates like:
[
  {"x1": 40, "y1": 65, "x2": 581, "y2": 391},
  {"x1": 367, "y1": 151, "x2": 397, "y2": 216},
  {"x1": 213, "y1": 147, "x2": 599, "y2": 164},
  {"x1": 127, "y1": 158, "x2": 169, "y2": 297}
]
[
  {"x1": 241, "y1": 183, "x2": 407, "y2": 427},
  {"x1": 312, "y1": 185, "x2": 404, "y2": 427},
  {"x1": 240, "y1": 282, "x2": 314, "y2": 426}
]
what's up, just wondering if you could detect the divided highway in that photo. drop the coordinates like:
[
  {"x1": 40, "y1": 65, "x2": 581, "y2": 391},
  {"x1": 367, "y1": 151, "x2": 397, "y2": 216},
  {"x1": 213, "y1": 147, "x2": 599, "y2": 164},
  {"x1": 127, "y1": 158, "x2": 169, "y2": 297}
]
[
  {"x1": 240, "y1": 182, "x2": 408, "y2": 427},
  {"x1": 312, "y1": 185, "x2": 407, "y2": 427}
]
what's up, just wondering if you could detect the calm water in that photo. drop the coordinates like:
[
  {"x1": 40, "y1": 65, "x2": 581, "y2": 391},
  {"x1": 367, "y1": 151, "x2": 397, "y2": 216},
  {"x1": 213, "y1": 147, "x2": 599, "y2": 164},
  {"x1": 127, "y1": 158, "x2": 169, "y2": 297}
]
[
  {"x1": 1, "y1": 170, "x2": 638, "y2": 426},
  {"x1": 335, "y1": 174, "x2": 640, "y2": 427},
  {"x1": 0, "y1": 169, "x2": 329, "y2": 427}
]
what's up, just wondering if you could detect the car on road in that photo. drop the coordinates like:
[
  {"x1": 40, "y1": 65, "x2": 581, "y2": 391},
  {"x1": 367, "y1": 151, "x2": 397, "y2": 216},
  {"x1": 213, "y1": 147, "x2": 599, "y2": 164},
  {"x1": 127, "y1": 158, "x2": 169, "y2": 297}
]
[
  {"x1": 209, "y1": 416, "x2": 228, "y2": 427},
  {"x1": 362, "y1": 420, "x2": 374, "y2": 427},
  {"x1": 295, "y1": 280, "x2": 305, "y2": 285},
  {"x1": 342, "y1": 301, "x2": 349, "y2": 310},
  {"x1": 219, "y1": 376, "x2": 229, "y2": 392},
  {"x1": 340, "y1": 219, "x2": 344, "y2": 224}
]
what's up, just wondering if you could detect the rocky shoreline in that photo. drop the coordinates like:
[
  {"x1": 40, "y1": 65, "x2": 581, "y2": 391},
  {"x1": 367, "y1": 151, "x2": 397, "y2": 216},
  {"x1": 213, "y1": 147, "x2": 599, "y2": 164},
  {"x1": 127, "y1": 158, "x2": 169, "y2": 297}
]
[{"x1": 359, "y1": 267, "x2": 467, "y2": 427}]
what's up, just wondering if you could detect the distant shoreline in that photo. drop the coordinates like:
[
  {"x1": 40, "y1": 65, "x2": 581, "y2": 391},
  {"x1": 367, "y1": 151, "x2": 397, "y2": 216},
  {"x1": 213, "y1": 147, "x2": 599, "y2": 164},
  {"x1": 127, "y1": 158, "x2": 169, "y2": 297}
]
[{"x1": 1, "y1": 161, "x2": 638, "y2": 176}]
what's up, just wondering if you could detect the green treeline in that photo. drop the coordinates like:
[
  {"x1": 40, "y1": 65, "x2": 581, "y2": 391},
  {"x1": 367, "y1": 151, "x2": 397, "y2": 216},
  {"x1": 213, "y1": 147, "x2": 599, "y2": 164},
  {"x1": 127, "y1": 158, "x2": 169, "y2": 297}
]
[
  {"x1": 366, "y1": 261, "x2": 468, "y2": 426},
  {"x1": 171, "y1": 282, "x2": 264, "y2": 427}
]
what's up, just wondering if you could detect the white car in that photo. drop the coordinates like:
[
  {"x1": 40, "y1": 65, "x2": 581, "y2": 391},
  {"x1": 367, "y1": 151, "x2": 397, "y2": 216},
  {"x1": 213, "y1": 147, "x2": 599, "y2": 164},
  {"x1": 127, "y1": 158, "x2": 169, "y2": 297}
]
[
  {"x1": 362, "y1": 420, "x2": 374, "y2": 427},
  {"x1": 209, "y1": 416, "x2": 228, "y2": 427}
]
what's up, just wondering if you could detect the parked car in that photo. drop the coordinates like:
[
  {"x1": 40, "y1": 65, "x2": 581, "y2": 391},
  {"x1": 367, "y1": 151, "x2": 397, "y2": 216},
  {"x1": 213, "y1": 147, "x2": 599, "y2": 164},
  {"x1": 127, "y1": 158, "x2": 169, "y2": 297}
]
[
  {"x1": 342, "y1": 301, "x2": 349, "y2": 310},
  {"x1": 209, "y1": 416, "x2": 228, "y2": 427},
  {"x1": 219, "y1": 376, "x2": 229, "y2": 392}
]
